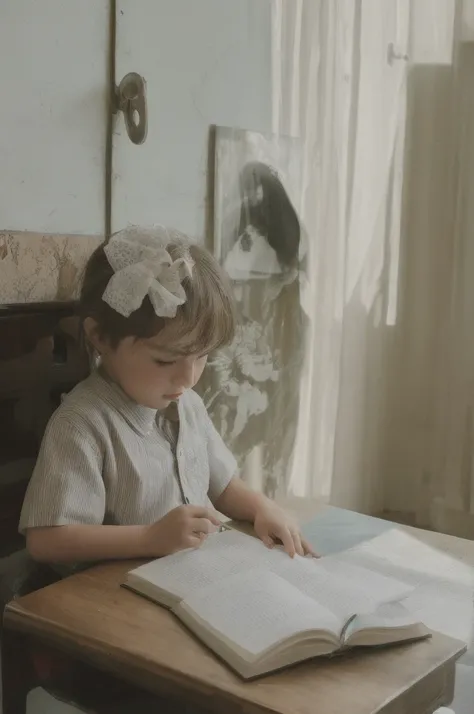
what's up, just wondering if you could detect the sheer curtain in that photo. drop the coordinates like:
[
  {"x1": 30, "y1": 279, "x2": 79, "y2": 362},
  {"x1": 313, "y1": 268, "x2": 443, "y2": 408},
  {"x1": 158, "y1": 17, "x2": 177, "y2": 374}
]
[
  {"x1": 274, "y1": 0, "x2": 474, "y2": 531},
  {"x1": 273, "y1": 0, "x2": 410, "y2": 513}
]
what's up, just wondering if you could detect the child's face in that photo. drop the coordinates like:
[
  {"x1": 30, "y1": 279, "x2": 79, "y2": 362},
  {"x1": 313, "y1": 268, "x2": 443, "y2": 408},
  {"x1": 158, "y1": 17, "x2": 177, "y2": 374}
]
[{"x1": 98, "y1": 330, "x2": 208, "y2": 409}]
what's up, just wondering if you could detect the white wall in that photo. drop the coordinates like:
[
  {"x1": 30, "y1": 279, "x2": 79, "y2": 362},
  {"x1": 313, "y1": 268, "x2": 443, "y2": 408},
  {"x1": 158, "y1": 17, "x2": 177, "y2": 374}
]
[
  {"x1": 0, "y1": 0, "x2": 108, "y2": 235},
  {"x1": 0, "y1": 0, "x2": 271, "y2": 240},
  {"x1": 112, "y1": 0, "x2": 273, "y2": 239}
]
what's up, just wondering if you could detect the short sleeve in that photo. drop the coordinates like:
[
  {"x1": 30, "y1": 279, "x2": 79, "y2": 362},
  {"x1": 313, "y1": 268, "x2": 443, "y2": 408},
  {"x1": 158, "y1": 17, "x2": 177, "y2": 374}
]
[
  {"x1": 19, "y1": 413, "x2": 106, "y2": 534},
  {"x1": 204, "y1": 410, "x2": 238, "y2": 503}
]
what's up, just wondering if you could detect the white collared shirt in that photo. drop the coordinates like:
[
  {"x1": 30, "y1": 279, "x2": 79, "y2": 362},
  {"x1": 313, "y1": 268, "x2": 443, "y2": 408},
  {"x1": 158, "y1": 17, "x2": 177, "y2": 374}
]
[{"x1": 19, "y1": 370, "x2": 237, "y2": 533}]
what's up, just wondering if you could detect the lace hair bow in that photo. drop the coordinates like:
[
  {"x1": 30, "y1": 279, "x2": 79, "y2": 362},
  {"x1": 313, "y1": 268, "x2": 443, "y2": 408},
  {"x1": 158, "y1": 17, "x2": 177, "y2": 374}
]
[{"x1": 102, "y1": 226, "x2": 194, "y2": 318}]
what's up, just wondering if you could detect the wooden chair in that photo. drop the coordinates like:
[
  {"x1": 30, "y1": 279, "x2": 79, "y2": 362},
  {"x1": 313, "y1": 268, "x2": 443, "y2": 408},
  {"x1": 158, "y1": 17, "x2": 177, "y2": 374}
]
[{"x1": 0, "y1": 302, "x2": 88, "y2": 558}]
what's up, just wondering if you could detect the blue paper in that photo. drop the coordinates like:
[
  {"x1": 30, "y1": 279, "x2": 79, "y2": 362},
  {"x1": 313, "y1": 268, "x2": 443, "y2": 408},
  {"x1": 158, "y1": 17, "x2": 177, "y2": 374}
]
[{"x1": 302, "y1": 506, "x2": 393, "y2": 556}]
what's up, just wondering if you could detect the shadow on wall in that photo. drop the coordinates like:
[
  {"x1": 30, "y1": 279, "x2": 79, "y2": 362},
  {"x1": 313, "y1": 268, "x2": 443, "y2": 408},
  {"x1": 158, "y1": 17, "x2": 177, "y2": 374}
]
[
  {"x1": 0, "y1": 303, "x2": 89, "y2": 556},
  {"x1": 382, "y1": 45, "x2": 474, "y2": 536}
]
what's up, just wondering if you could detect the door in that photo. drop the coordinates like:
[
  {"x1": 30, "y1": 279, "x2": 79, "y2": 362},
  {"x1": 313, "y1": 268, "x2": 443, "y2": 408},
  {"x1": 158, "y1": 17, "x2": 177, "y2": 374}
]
[{"x1": 112, "y1": 0, "x2": 273, "y2": 238}]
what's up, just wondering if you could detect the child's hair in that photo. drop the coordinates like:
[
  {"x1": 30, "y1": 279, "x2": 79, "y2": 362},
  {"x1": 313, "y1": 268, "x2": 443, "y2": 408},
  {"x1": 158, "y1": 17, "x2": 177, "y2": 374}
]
[
  {"x1": 238, "y1": 161, "x2": 301, "y2": 269},
  {"x1": 79, "y1": 234, "x2": 236, "y2": 354}
]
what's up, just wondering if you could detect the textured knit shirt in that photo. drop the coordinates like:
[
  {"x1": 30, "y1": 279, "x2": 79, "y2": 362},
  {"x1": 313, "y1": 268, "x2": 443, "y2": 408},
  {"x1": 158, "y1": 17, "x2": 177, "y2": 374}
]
[{"x1": 19, "y1": 369, "x2": 237, "y2": 534}]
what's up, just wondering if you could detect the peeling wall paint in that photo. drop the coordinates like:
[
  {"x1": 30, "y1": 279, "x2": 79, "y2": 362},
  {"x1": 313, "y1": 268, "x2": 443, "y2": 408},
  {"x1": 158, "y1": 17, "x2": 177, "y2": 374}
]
[{"x1": 0, "y1": 232, "x2": 102, "y2": 304}]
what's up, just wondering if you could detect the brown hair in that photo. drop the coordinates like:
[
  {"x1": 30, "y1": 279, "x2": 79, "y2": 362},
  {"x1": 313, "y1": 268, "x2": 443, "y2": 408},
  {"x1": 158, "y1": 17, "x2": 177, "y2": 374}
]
[
  {"x1": 79, "y1": 235, "x2": 236, "y2": 354},
  {"x1": 239, "y1": 161, "x2": 300, "y2": 270}
]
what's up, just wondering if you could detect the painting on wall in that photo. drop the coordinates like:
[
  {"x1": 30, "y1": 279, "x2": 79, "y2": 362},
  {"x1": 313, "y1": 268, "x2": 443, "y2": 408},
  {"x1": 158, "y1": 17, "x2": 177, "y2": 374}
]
[{"x1": 198, "y1": 126, "x2": 309, "y2": 497}]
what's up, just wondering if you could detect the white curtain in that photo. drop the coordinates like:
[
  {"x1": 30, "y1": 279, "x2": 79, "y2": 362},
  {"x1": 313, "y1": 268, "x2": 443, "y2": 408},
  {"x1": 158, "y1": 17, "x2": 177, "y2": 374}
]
[
  {"x1": 272, "y1": 0, "x2": 410, "y2": 513},
  {"x1": 273, "y1": 0, "x2": 474, "y2": 532}
]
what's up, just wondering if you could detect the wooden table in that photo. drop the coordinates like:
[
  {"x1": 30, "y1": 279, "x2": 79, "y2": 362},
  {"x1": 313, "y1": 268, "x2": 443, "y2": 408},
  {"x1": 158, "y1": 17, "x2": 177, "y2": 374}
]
[{"x1": 1, "y1": 501, "x2": 470, "y2": 714}]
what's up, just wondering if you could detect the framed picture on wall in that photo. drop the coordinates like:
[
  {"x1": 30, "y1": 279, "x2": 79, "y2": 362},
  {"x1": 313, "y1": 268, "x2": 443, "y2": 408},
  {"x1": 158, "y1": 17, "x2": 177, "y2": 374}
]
[{"x1": 200, "y1": 126, "x2": 308, "y2": 498}]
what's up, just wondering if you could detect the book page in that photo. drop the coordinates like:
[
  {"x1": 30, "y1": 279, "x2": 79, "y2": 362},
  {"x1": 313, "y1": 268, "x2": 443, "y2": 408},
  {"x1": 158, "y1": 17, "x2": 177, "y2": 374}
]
[
  {"x1": 179, "y1": 568, "x2": 342, "y2": 657},
  {"x1": 399, "y1": 583, "x2": 473, "y2": 643},
  {"x1": 329, "y1": 529, "x2": 474, "y2": 645},
  {"x1": 271, "y1": 556, "x2": 413, "y2": 621},
  {"x1": 338, "y1": 528, "x2": 474, "y2": 586},
  {"x1": 128, "y1": 529, "x2": 291, "y2": 601},
  {"x1": 129, "y1": 528, "x2": 413, "y2": 621},
  {"x1": 342, "y1": 601, "x2": 422, "y2": 641}
]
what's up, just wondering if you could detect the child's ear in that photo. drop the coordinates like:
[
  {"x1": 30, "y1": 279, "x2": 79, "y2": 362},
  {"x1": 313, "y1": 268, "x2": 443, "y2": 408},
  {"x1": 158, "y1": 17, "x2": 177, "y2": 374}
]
[{"x1": 83, "y1": 317, "x2": 107, "y2": 355}]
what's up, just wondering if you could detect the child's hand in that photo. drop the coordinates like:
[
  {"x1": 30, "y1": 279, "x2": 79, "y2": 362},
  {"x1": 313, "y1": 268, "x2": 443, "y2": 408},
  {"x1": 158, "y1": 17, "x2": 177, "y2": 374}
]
[
  {"x1": 144, "y1": 505, "x2": 221, "y2": 557},
  {"x1": 254, "y1": 501, "x2": 316, "y2": 558}
]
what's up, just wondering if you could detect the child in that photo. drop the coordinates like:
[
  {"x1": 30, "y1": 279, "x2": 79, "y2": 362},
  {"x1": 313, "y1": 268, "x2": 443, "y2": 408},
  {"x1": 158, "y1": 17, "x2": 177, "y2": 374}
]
[{"x1": 19, "y1": 225, "x2": 314, "y2": 568}]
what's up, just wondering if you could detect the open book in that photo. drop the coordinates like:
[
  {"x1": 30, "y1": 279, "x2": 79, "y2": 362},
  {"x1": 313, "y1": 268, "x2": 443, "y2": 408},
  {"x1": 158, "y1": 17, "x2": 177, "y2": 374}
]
[{"x1": 123, "y1": 529, "x2": 430, "y2": 679}]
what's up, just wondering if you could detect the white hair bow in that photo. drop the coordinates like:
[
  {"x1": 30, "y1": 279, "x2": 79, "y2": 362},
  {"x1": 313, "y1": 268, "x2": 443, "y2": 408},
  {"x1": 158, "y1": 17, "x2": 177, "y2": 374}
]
[{"x1": 102, "y1": 226, "x2": 194, "y2": 318}]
